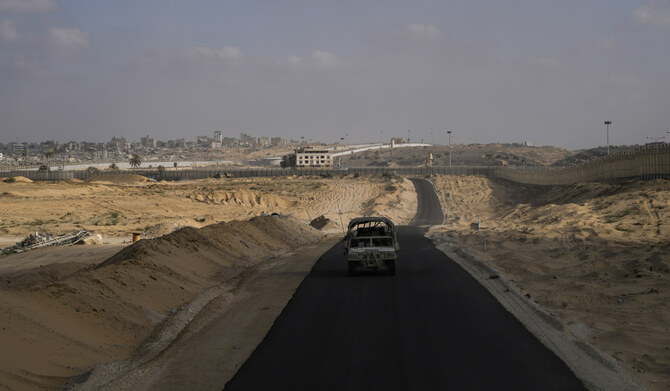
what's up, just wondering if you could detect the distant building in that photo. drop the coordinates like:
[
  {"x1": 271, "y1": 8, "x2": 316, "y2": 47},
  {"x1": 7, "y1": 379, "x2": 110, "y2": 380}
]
[
  {"x1": 258, "y1": 137, "x2": 271, "y2": 147},
  {"x1": 196, "y1": 135, "x2": 210, "y2": 145},
  {"x1": 223, "y1": 137, "x2": 240, "y2": 147},
  {"x1": 9, "y1": 143, "x2": 25, "y2": 156},
  {"x1": 211, "y1": 141, "x2": 222, "y2": 149},
  {"x1": 240, "y1": 132, "x2": 255, "y2": 146},
  {"x1": 0, "y1": 152, "x2": 4, "y2": 161},
  {"x1": 168, "y1": 138, "x2": 186, "y2": 148},
  {"x1": 140, "y1": 135, "x2": 156, "y2": 148},
  {"x1": 523, "y1": 141, "x2": 534, "y2": 147},
  {"x1": 213, "y1": 131, "x2": 222, "y2": 143},
  {"x1": 109, "y1": 137, "x2": 130, "y2": 150},
  {"x1": 271, "y1": 137, "x2": 286, "y2": 147},
  {"x1": 296, "y1": 147, "x2": 333, "y2": 168}
]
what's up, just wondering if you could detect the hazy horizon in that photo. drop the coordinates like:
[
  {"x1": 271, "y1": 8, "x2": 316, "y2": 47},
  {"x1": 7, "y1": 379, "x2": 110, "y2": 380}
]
[{"x1": 2, "y1": 1, "x2": 669, "y2": 149}]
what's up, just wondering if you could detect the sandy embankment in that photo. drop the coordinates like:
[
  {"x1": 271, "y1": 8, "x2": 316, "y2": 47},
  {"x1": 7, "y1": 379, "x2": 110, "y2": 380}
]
[
  {"x1": 427, "y1": 175, "x2": 670, "y2": 391},
  {"x1": 0, "y1": 174, "x2": 417, "y2": 391},
  {"x1": 0, "y1": 215, "x2": 323, "y2": 390}
]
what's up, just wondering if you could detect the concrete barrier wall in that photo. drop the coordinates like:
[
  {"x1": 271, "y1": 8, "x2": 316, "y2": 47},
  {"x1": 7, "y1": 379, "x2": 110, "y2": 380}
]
[{"x1": 2, "y1": 144, "x2": 668, "y2": 186}]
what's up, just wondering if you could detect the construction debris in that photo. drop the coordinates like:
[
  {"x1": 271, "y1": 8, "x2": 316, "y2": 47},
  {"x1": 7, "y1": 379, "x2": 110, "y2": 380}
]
[
  {"x1": 2, "y1": 230, "x2": 92, "y2": 255},
  {"x1": 309, "y1": 215, "x2": 332, "y2": 230}
]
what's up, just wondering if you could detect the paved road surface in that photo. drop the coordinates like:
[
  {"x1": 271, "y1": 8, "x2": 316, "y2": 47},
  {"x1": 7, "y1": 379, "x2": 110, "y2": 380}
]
[{"x1": 224, "y1": 178, "x2": 586, "y2": 390}]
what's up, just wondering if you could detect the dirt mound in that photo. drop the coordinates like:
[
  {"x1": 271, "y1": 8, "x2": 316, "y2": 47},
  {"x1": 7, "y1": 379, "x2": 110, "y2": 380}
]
[
  {"x1": 101, "y1": 215, "x2": 322, "y2": 269},
  {"x1": 0, "y1": 215, "x2": 323, "y2": 391},
  {"x1": 86, "y1": 174, "x2": 152, "y2": 185},
  {"x1": 3, "y1": 176, "x2": 33, "y2": 183},
  {"x1": 189, "y1": 189, "x2": 293, "y2": 208},
  {"x1": 143, "y1": 222, "x2": 184, "y2": 238},
  {"x1": 62, "y1": 178, "x2": 85, "y2": 184}
]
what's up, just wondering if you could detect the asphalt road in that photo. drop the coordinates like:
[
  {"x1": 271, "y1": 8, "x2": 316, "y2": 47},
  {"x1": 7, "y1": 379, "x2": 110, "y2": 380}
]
[{"x1": 224, "y1": 178, "x2": 586, "y2": 391}]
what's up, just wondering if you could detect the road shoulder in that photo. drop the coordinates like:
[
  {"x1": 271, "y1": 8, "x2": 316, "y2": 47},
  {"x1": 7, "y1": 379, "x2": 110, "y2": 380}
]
[{"x1": 426, "y1": 228, "x2": 645, "y2": 391}]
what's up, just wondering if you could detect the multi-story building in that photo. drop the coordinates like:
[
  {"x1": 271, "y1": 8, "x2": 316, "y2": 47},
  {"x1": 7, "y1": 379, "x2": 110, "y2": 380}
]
[
  {"x1": 9, "y1": 142, "x2": 25, "y2": 156},
  {"x1": 295, "y1": 147, "x2": 332, "y2": 168},
  {"x1": 213, "y1": 131, "x2": 222, "y2": 143},
  {"x1": 140, "y1": 135, "x2": 156, "y2": 148},
  {"x1": 258, "y1": 137, "x2": 271, "y2": 147},
  {"x1": 240, "y1": 132, "x2": 255, "y2": 146},
  {"x1": 271, "y1": 137, "x2": 286, "y2": 147},
  {"x1": 109, "y1": 137, "x2": 130, "y2": 150},
  {"x1": 223, "y1": 137, "x2": 240, "y2": 147}
]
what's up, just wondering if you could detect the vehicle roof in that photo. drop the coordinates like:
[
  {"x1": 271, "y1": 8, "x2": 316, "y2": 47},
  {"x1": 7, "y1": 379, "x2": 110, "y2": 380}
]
[{"x1": 347, "y1": 217, "x2": 395, "y2": 229}]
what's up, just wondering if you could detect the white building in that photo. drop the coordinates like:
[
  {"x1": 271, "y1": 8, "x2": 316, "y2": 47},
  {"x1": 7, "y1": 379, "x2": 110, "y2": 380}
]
[
  {"x1": 0, "y1": 152, "x2": 3, "y2": 161},
  {"x1": 296, "y1": 147, "x2": 332, "y2": 168}
]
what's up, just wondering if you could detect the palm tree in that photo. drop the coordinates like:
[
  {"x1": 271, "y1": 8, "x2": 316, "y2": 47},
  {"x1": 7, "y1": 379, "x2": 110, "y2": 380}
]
[{"x1": 129, "y1": 154, "x2": 141, "y2": 172}]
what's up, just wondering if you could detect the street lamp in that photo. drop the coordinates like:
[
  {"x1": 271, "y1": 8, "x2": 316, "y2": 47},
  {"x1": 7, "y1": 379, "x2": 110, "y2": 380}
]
[
  {"x1": 604, "y1": 121, "x2": 612, "y2": 156},
  {"x1": 447, "y1": 131, "x2": 453, "y2": 168}
]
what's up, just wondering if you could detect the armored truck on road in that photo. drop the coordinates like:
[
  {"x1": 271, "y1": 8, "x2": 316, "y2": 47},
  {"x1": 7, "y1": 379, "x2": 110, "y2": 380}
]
[{"x1": 344, "y1": 217, "x2": 399, "y2": 276}]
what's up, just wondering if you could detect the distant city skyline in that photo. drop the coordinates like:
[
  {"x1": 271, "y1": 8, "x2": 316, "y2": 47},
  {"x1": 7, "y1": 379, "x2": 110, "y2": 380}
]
[{"x1": 2, "y1": 1, "x2": 670, "y2": 149}]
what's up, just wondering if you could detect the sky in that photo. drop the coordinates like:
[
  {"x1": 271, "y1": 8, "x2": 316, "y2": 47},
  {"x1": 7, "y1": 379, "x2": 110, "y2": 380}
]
[{"x1": 1, "y1": 0, "x2": 669, "y2": 149}]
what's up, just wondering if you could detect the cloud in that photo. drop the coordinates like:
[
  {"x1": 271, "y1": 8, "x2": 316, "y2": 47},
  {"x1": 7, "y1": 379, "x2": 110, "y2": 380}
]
[
  {"x1": 0, "y1": 0, "x2": 58, "y2": 13},
  {"x1": 312, "y1": 50, "x2": 339, "y2": 69},
  {"x1": 0, "y1": 18, "x2": 19, "y2": 42},
  {"x1": 632, "y1": 0, "x2": 670, "y2": 27},
  {"x1": 180, "y1": 45, "x2": 243, "y2": 61},
  {"x1": 407, "y1": 23, "x2": 441, "y2": 39},
  {"x1": 48, "y1": 27, "x2": 89, "y2": 47}
]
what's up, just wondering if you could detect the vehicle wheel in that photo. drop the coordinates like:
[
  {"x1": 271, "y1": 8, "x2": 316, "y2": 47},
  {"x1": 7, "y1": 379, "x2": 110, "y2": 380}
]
[{"x1": 388, "y1": 260, "x2": 396, "y2": 276}]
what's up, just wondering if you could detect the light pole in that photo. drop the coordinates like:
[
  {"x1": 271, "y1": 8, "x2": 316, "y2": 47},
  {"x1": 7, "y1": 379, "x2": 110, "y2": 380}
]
[
  {"x1": 407, "y1": 130, "x2": 410, "y2": 143},
  {"x1": 447, "y1": 131, "x2": 453, "y2": 168},
  {"x1": 604, "y1": 121, "x2": 612, "y2": 156}
]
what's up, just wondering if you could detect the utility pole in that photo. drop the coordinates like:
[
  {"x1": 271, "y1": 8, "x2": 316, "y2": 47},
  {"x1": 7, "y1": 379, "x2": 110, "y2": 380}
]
[
  {"x1": 447, "y1": 130, "x2": 453, "y2": 168},
  {"x1": 604, "y1": 121, "x2": 612, "y2": 156}
]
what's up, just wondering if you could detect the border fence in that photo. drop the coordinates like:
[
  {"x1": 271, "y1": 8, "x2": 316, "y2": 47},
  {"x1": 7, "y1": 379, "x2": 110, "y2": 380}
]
[{"x1": 1, "y1": 144, "x2": 668, "y2": 186}]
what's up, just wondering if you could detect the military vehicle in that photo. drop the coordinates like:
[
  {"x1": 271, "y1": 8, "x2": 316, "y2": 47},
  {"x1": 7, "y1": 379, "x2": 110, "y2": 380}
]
[{"x1": 344, "y1": 217, "x2": 399, "y2": 276}]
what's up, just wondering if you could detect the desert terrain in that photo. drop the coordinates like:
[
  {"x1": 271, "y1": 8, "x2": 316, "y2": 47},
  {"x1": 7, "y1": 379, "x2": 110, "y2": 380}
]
[
  {"x1": 0, "y1": 173, "x2": 417, "y2": 391},
  {"x1": 428, "y1": 175, "x2": 670, "y2": 391},
  {"x1": 0, "y1": 174, "x2": 416, "y2": 242},
  {"x1": 1, "y1": 171, "x2": 669, "y2": 390}
]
